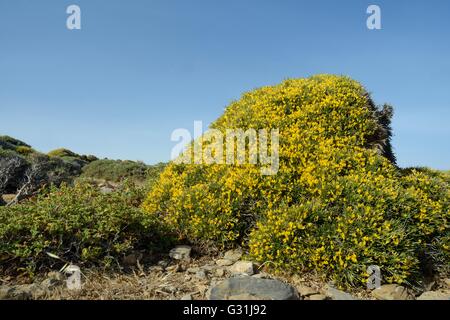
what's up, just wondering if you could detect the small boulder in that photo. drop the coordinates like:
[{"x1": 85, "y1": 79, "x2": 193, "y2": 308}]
[
  {"x1": 181, "y1": 294, "x2": 192, "y2": 300},
  {"x1": 229, "y1": 261, "x2": 254, "y2": 276},
  {"x1": 417, "y1": 290, "x2": 450, "y2": 300},
  {"x1": 19, "y1": 284, "x2": 47, "y2": 299},
  {"x1": 324, "y1": 285, "x2": 356, "y2": 300},
  {"x1": 308, "y1": 294, "x2": 328, "y2": 300},
  {"x1": 169, "y1": 245, "x2": 191, "y2": 261},
  {"x1": 208, "y1": 276, "x2": 299, "y2": 300},
  {"x1": 372, "y1": 284, "x2": 413, "y2": 300}
]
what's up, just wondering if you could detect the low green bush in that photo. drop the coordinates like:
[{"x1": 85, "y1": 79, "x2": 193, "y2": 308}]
[
  {"x1": 47, "y1": 148, "x2": 80, "y2": 158},
  {"x1": 80, "y1": 159, "x2": 164, "y2": 183},
  {"x1": 0, "y1": 182, "x2": 172, "y2": 276}
]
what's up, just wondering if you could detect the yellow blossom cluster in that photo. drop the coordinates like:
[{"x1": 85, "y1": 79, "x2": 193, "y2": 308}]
[{"x1": 142, "y1": 75, "x2": 449, "y2": 288}]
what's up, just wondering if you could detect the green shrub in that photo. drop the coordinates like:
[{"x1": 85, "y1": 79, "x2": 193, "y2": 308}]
[
  {"x1": 0, "y1": 135, "x2": 30, "y2": 151},
  {"x1": 80, "y1": 159, "x2": 156, "y2": 183},
  {"x1": 47, "y1": 148, "x2": 80, "y2": 158},
  {"x1": 142, "y1": 75, "x2": 449, "y2": 288},
  {"x1": 0, "y1": 182, "x2": 172, "y2": 275}
]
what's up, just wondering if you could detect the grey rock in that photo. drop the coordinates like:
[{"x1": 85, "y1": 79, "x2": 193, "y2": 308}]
[
  {"x1": 324, "y1": 285, "x2": 356, "y2": 300},
  {"x1": 216, "y1": 259, "x2": 234, "y2": 267},
  {"x1": 215, "y1": 268, "x2": 225, "y2": 277},
  {"x1": 20, "y1": 284, "x2": 47, "y2": 299},
  {"x1": 169, "y1": 245, "x2": 191, "y2": 260},
  {"x1": 372, "y1": 284, "x2": 413, "y2": 300},
  {"x1": 223, "y1": 249, "x2": 243, "y2": 262},
  {"x1": 0, "y1": 285, "x2": 31, "y2": 300},
  {"x1": 181, "y1": 294, "x2": 192, "y2": 300},
  {"x1": 195, "y1": 270, "x2": 208, "y2": 280},
  {"x1": 208, "y1": 276, "x2": 299, "y2": 300},
  {"x1": 41, "y1": 277, "x2": 64, "y2": 291},
  {"x1": 0, "y1": 286, "x2": 12, "y2": 300},
  {"x1": 166, "y1": 264, "x2": 181, "y2": 272},
  {"x1": 186, "y1": 267, "x2": 201, "y2": 274},
  {"x1": 99, "y1": 186, "x2": 114, "y2": 194},
  {"x1": 157, "y1": 260, "x2": 170, "y2": 268},
  {"x1": 229, "y1": 261, "x2": 254, "y2": 275},
  {"x1": 417, "y1": 290, "x2": 450, "y2": 300}
]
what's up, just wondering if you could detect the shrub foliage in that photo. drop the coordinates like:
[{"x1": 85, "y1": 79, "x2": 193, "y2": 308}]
[
  {"x1": 0, "y1": 182, "x2": 170, "y2": 275},
  {"x1": 142, "y1": 75, "x2": 449, "y2": 287}
]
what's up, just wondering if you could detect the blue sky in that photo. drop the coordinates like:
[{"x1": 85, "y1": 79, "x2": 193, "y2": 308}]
[{"x1": 0, "y1": 0, "x2": 449, "y2": 169}]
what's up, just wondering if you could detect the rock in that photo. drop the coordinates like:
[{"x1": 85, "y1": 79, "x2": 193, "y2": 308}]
[
  {"x1": 195, "y1": 270, "x2": 208, "y2": 280},
  {"x1": 215, "y1": 268, "x2": 225, "y2": 277},
  {"x1": 308, "y1": 294, "x2": 328, "y2": 300},
  {"x1": 41, "y1": 277, "x2": 64, "y2": 291},
  {"x1": 417, "y1": 290, "x2": 450, "y2": 300},
  {"x1": 208, "y1": 276, "x2": 299, "y2": 300},
  {"x1": 216, "y1": 259, "x2": 234, "y2": 267},
  {"x1": 47, "y1": 271, "x2": 64, "y2": 281},
  {"x1": 297, "y1": 285, "x2": 319, "y2": 297},
  {"x1": 20, "y1": 284, "x2": 47, "y2": 299},
  {"x1": 122, "y1": 252, "x2": 143, "y2": 266},
  {"x1": 0, "y1": 286, "x2": 11, "y2": 300},
  {"x1": 223, "y1": 249, "x2": 243, "y2": 262},
  {"x1": 324, "y1": 285, "x2": 356, "y2": 300},
  {"x1": 169, "y1": 245, "x2": 191, "y2": 260},
  {"x1": 229, "y1": 261, "x2": 254, "y2": 275},
  {"x1": 181, "y1": 294, "x2": 192, "y2": 300},
  {"x1": 372, "y1": 284, "x2": 413, "y2": 300}
]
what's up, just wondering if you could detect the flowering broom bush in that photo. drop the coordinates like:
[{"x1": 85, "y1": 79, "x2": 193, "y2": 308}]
[{"x1": 142, "y1": 75, "x2": 449, "y2": 288}]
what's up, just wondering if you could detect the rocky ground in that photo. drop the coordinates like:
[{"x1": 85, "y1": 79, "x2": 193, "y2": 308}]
[{"x1": 1, "y1": 245, "x2": 449, "y2": 300}]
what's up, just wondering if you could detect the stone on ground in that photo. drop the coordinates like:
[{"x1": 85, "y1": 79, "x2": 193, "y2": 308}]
[
  {"x1": 208, "y1": 276, "x2": 299, "y2": 300},
  {"x1": 417, "y1": 290, "x2": 450, "y2": 300},
  {"x1": 324, "y1": 284, "x2": 356, "y2": 300},
  {"x1": 229, "y1": 261, "x2": 254, "y2": 275},
  {"x1": 169, "y1": 245, "x2": 191, "y2": 260}
]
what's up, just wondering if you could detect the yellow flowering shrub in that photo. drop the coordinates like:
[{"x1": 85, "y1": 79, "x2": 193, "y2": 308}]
[{"x1": 142, "y1": 75, "x2": 449, "y2": 287}]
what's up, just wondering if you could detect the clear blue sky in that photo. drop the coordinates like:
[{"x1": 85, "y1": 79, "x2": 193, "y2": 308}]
[{"x1": 1, "y1": 0, "x2": 449, "y2": 169}]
